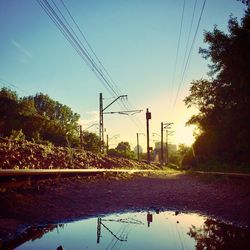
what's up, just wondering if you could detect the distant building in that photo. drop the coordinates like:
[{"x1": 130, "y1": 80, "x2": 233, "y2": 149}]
[
  {"x1": 153, "y1": 142, "x2": 177, "y2": 162},
  {"x1": 168, "y1": 144, "x2": 177, "y2": 154}
]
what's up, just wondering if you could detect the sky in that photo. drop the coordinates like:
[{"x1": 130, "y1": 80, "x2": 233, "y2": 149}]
[{"x1": 0, "y1": 0, "x2": 246, "y2": 151}]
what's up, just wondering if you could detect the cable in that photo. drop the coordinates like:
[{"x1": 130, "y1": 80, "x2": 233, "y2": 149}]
[
  {"x1": 180, "y1": 0, "x2": 198, "y2": 79},
  {"x1": 59, "y1": 0, "x2": 144, "y2": 131},
  {"x1": 172, "y1": 0, "x2": 207, "y2": 111},
  {"x1": 37, "y1": 0, "x2": 145, "y2": 133},
  {"x1": 49, "y1": 0, "x2": 124, "y2": 100},
  {"x1": 38, "y1": 0, "x2": 119, "y2": 98},
  {"x1": 169, "y1": 0, "x2": 186, "y2": 107},
  {"x1": 60, "y1": 0, "x2": 122, "y2": 97},
  {"x1": 0, "y1": 78, "x2": 29, "y2": 95},
  {"x1": 37, "y1": 0, "x2": 116, "y2": 98}
]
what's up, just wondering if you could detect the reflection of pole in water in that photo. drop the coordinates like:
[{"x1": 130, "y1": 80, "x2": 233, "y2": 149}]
[
  {"x1": 147, "y1": 212, "x2": 153, "y2": 227},
  {"x1": 96, "y1": 216, "x2": 144, "y2": 247},
  {"x1": 96, "y1": 217, "x2": 128, "y2": 244},
  {"x1": 97, "y1": 218, "x2": 101, "y2": 244}
]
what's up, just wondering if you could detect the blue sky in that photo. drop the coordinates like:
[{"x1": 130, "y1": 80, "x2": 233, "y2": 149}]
[{"x1": 0, "y1": 0, "x2": 246, "y2": 150}]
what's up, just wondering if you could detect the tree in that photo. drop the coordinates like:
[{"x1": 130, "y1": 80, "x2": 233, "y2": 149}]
[
  {"x1": 169, "y1": 144, "x2": 196, "y2": 169},
  {"x1": 116, "y1": 141, "x2": 131, "y2": 152},
  {"x1": 238, "y1": 0, "x2": 249, "y2": 5},
  {"x1": 188, "y1": 218, "x2": 250, "y2": 249},
  {"x1": 0, "y1": 88, "x2": 21, "y2": 135},
  {"x1": 83, "y1": 132, "x2": 100, "y2": 152},
  {"x1": 185, "y1": 3, "x2": 250, "y2": 164},
  {"x1": 108, "y1": 141, "x2": 135, "y2": 159},
  {"x1": 33, "y1": 93, "x2": 80, "y2": 144},
  {"x1": 0, "y1": 88, "x2": 80, "y2": 146}
]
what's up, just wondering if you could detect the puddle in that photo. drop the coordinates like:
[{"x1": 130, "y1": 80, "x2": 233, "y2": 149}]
[{"x1": 4, "y1": 210, "x2": 250, "y2": 250}]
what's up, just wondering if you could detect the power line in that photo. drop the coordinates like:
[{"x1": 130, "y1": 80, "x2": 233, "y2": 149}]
[
  {"x1": 51, "y1": 0, "x2": 97, "y2": 67},
  {"x1": 37, "y1": 0, "x2": 145, "y2": 132},
  {"x1": 180, "y1": 0, "x2": 198, "y2": 80},
  {"x1": 38, "y1": 1, "x2": 126, "y2": 100},
  {"x1": 60, "y1": 0, "x2": 122, "y2": 97},
  {"x1": 169, "y1": 0, "x2": 186, "y2": 107},
  {"x1": 38, "y1": 0, "x2": 119, "y2": 98},
  {"x1": 172, "y1": 0, "x2": 207, "y2": 111},
  {"x1": 0, "y1": 78, "x2": 29, "y2": 95},
  {"x1": 60, "y1": 1, "x2": 144, "y2": 130}
]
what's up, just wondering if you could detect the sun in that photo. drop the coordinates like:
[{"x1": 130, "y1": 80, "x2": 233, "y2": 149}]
[{"x1": 173, "y1": 124, "x2": 196, "y2": 146}]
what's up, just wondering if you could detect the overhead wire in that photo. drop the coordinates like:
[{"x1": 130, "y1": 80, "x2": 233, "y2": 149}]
[
  {"x1": 60, "y1": 0, "x2": 144, "y2": 131},
  {"x1": 37, "y1": 0, "x2": 145, "y2": 132},
  {"x1": 37, "y1": 0, "x2": 95, "y2": 74},
  {"x1": 59, "y1": 0, "x2": 122, "y2": 97},
  {"x1": 49, "y1": 0, "x2": 127, "y2": 100},
  {"x1": 0, "y1": 77, "x2": 30, "y2": 95},
  {"x1": 37, "y1": 0, "x2": 116, "y2": 100},
  {"x1": 169, "y1": 0, "x2": 186, "y2": 108},
  {"x1": 50, "y1": 0, "x2": 98, "y2": 69},
  {"x1": 180, "y1": 0, "x2": 198, "y2": 80},
  {"x1": 172, "y1": 0, "x2": 207, "y2": 112},
  {"x1": 37, "y1": 0, "x2": 119, "y2": 98}
]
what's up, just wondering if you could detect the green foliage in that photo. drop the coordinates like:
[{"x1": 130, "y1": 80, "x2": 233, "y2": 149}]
[
  {"x1": 116, "y1": 141, "x2": 131, "y2": 151},
  {"x1": 32, "y1": 93, "x2": 80, "y2": 145},
  {"x1": 41, "y1": 142, "x2": 53, "y2": 158},
  {"x1": 168, "y1": 152, "x2": 179, "y2": 166},
  {"x1": 188, "y1": 218, "x2": 250, "y2": 249},
  {"x1": 168, "y1": 144, "x2": 196, "y2": 169},
  {"x1": 108, "y1": 141, "x2": 135, "y2": 159},
  {"x1": 0, "y1": 88, "x2": 21, "y2": 135},
  {"x1": 185, "y1": 4, "x2": 250, "y2": 165},
  {"x1": 0, "y1": 88, "x2": 80, "y2": 146},
  {"x1": 9, "y1": 129, "x2": 25, "y2": 141},
  {"x1": 82, "y1": 132, "x2": 100, "y2": 153},
  {"x1": 237, "y1": 0, "x2": 249, "y2": 5},
  {"x1": 32, "y1": 131, "x2": 42, "y2": 143}
]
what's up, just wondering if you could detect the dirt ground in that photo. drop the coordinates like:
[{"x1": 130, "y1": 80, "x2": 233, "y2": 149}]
[{"x1": 0, "y1": 171, "x2": 250, "y2": 245}]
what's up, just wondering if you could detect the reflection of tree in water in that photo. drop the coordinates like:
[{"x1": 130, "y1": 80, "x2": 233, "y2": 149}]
[
  {"x1": 3, "y1": 224, "x2": 63, "y2": 250},
  {"x1": 188, "y1": 219, "x2": 250, "y2": 250}
]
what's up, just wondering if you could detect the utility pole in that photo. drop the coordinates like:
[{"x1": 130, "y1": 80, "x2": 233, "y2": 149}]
[
  {"x1": 161, "y1": 123, "x2": 173, "y2": 164},
  {"x1": 106, "y1": 134, "x2": 109, "y2": 153},
  {"x1": 161, "y1": 122, "x2": 164, "y2": 166},
  {"x1": 159, "y1": 122, "x2": 173, "y2": 164},
  {"x1": 166, "y1": 129, "x2": 168, "y2": 164},
  {"x1": 80, "y1": 125, "x2": 83, "y2": 149},
  {"x1": 99, "y1": 93, "x2": 142, "y2": 153},
  {"x1": 99, "y1": 93, "x2": 104, "y2": 152},
  {"x1": 137, "y1": 133, "x2": 139, "y2": 161},
  {"x1": 99, "y1": 93, "x2": 127, "y2": 152},
  {"x1": 146, "y1": 108, "x2": 151, "y2": 164}
]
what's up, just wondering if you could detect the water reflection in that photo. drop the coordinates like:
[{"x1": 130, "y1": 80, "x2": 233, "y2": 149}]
[
  {"x1": 147, "y1": 212, "x2": 153, "y2": 227},
  {"x1": 1, "y1": 224, "x2": 63, "y2": 250},
  {"x1": 3, "y1": 210, "x2": 250, "y2": 250},
  {"x1": 188, "y1": 219, "x2": 250, "y2": 250},
  {"x1": 96, "y1": 216, "x2": 145, "y2": 249}
]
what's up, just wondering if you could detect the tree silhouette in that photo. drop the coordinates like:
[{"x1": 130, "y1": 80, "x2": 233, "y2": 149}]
[
  {"x1": 188, "y1": 218, "x2": 250, "y2": 250},
  {"x1": 185, "y1": 3, "x2": 250, "y2": 165}
]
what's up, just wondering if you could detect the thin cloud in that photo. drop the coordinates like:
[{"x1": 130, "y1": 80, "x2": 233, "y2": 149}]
[
  {"x1": 11, "y1": 39, "x2": 33, "y2": 59},
  {"x1": 85, "y1": 111, "x2": 99, "y2": 116},
  {"x1": 78, "y1": 118, "x2": 98, "y2": 127},
  {"x1": 78, "y1": 111, "x2": 99, "y2": 128}
]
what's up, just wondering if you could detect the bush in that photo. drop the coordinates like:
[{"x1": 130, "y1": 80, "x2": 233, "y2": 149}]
[{"x1": 9, "y1": 129, "x2": 25, "y2": 141}]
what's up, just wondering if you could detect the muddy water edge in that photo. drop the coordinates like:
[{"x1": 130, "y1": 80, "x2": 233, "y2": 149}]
[{"x1": 0, "y1": 171, "x2": 249, "y2": 246}]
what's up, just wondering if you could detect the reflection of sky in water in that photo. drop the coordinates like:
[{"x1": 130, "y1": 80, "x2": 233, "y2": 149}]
[{"x1": 15, "y1": 211, "x2": 247, "y2": 250}]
